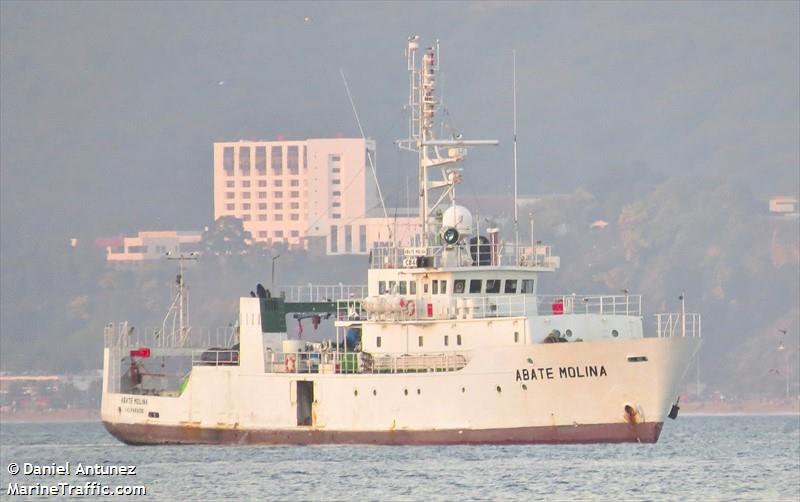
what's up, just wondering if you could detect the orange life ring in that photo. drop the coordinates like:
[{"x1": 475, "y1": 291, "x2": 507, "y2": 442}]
[
  {"x1": 406, "y1": 300, "x2": 416, "y2": 317},
  {"x1": 285, "y1": 354, "x2": 296, "y2": 373}
]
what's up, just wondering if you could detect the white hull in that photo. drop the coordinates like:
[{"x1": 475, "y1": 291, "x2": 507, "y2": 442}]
[{"x1": 101, "y1": 336, "x2": 698, "y2": 445}]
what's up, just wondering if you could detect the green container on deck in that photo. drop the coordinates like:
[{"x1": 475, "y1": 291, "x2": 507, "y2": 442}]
[{"x1": 341, "y1": 353, "x2": 357, "y2": 372}]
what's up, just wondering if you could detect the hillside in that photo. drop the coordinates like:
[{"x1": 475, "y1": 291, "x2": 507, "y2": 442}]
[{"x1": 1, "y1": 171, "x2": 797, "y2": 400}]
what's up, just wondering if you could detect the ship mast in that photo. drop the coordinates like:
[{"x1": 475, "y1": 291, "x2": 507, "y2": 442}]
[
  {"x1": 162, "y1": 252, "x2": 198, "y2": 347},
  {"x1": 397, "y1": 36, "x2": 498, "y2": 247}
]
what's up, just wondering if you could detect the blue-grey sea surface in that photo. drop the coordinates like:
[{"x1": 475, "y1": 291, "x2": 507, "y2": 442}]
[{"x1": 1, "y1": 415, "x2": 798, "y2": 501}]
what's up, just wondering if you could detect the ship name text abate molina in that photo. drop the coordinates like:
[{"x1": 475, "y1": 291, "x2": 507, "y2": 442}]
[{"x1": 101, "y1": 37, "x2": 701, "y2": 445}]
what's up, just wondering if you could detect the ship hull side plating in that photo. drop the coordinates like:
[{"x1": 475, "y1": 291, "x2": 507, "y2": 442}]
[
  {"x1": 101, "y1": 336, "x2": 697, "y2": 445},
  {"x1": 103, "y1": 420, "x2": 664, "y2": 445}
]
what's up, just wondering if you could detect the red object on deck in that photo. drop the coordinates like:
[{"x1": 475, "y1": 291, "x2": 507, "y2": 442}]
[
  {"x1": 551, "y1": 300, "x2": 564, "y2": 315},
  {"x1": 130, "y1": 347, "x2": 151, "y2": 358},
  {"x1": 427, "y1": 303, "x2": 433, "y2": 317}
]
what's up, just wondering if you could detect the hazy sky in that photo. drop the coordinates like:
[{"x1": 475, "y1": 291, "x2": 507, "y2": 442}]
[{"x1": 1, "y1": 1, "x2": 798, "y2": 252}]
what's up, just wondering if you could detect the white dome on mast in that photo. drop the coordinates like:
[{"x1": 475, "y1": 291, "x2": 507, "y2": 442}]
[{"x1": 441, "y1": 205, "x2": 473, "y2": 238}]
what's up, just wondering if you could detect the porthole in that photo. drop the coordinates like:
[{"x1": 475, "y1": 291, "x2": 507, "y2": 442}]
[
  {"x1": 404, "y1": 389, "x2": 408, "y2": 396},
  {"x1": 457, "y1": 334, "x2": 462, "y2": 345},
  {"x1": 526, "y1": 357, "x2": 533, "y2": 364},
  {"x1": 461, "y1": 387, "x2": 466, "y2": 393},
  {"x1": 417, "y1": 388, "x2": 421, "y2": 395},
  {"x1": 565, "y1": 329, "x2": 573, "y2": 337},
  {"x1": 354, "y1": 389, "x2": 358, "y2": 396},
  {"x1": 612, "y1": 329, "x2": 619, "y2": 338},
  {"x1": 522, "y1": 384, "x2": 528, "y2": 390},
  {"x1": 372, "y1": 389, "x2": 377, "y2": 396},
  {"x1": 496, "y1": 386, "x2": 502, "y2": 393},
  {"x1": 553, "y1": 330, "x2": 561, "y2": 337}
]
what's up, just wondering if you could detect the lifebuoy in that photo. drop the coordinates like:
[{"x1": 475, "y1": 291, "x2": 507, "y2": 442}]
[
  {"x1": 285, "y1": 354, "x2": 296, "y2": 373},
  {"x1": 406, "y1": 300, "x2": 416, "y2": 317}
]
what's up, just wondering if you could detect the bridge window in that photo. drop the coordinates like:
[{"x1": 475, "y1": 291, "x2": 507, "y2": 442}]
[
  {"x1": 504, "y1": 280, "x2": 517, "y2": 294},
  {"x1": 432, "y1": 280, "x2": 438, "y2": 295},
  {"x1": 418, "y1": 336, "x2": 423, "y2": 347},
  {"x1": 376, "y1": 336, "x2": 382, "y2": 348},
  {"x1": 440, "y1": 280, "x2": 447, "y2": 294},
  {"x1": 388, "y1": 281, "x2": 396, "y2": 293},
  {"x1": 454, "y1": 280, "x2": 465, "y2": 294},
  {"x1": 469, "y1": 279, "x2": 482, "y2": 294},
  {"x1": 486, "y1": 280, "x2": 501, "y2": 294},
  {"x1": 520, "y1": 279, "x2": 535, "y2": 294},
  {"x1": 399, "y1": 281, "x2": 407, "y2": 295},
  {"x1": 378, "y1": 281, "x2": 386, "y2": 295},
  {"x1": 444, "y1": 335, "x2": 449, "y2": 346},
  {"x1": 410, "y1": 281, "x2": 417, "y2": 294}
]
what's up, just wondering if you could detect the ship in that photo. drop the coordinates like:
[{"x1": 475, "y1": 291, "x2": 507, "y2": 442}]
[{"x1": 101, "y1": 37, "x2": 701, "y2": 445}]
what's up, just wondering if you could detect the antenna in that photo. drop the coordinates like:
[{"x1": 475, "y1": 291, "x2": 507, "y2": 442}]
[
  {"x1": 512, "y1": 50, "x2": 520, "y2": 264},
  {"x1": 397, "y1": 37, "x2": 499, "y2": 246},
  {"x1": 340, "y1": 68, "x2": 392, "y2": 239}
]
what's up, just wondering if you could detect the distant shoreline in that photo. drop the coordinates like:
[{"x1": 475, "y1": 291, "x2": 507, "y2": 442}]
[
  {"x1": 680, "y1": 400, "x2": 800, "y2": 416},
  {"x1": 2, "y1": 402, "x2": 798, "y2": 424},
  {"x1": 0, "y1": 408, "x2": 99, "y2": 424}
]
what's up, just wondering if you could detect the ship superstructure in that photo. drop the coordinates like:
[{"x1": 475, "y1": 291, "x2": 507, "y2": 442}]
[{"x1": 101, "y1": 37, "x2": 701, "y2": 445}]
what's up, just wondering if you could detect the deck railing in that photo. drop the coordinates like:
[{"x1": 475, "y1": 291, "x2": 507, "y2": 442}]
[
  {"x1": 655, "y1": 313, "x2": 702, "y2": 338},
  {"x1": 276, "y1": 284, "x2": 367, "y2": 303},
  {"x1": 103, "y1": 323, "x2": 238, "y2": 349},
  {"x1": 264, "y1": 350, "x2": 470, "y2": 374},
  {"x1": 336, "y1": 294, "x2": 641, "y2": 323},
  {"x1": 192, "y1": 349, "x2": 240, "y2": 366},
  {"x1": 537, "y1": 294, "x2": 642, "y2": 316},
  {"x1": 368, "y1": 243, "x2": 559, "y2": 270}
]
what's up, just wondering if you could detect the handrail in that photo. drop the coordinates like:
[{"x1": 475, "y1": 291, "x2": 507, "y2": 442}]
[
  {"x1": 277, "y1": 284, "x2": 367, "y2": 303},
  {"x1": 368, "y1": 243, "x2": 559, "y2": 270},
  {"x1": 264, "y1": 350, "x2": 471, "y2": 374},
  {"x1": 655, "y1": 313, "x2": 702, "y2": 338},
  {"x1": 537, "y1": 294, "x2": 642, "y2": 316},
  {"x1": 336, "y1": 293, "x2": 641, "y2": 323},
  {"x1": 192, "y1": 349, "x2": 240, "y2": 366},
  {"x1": 104, "y1": 324, "x2": 239, "y2": 349}
]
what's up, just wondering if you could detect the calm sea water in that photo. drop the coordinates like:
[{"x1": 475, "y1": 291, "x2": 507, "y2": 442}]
[{"x1": 1, "y1": 415, "x2": 798, "y2": 501}]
